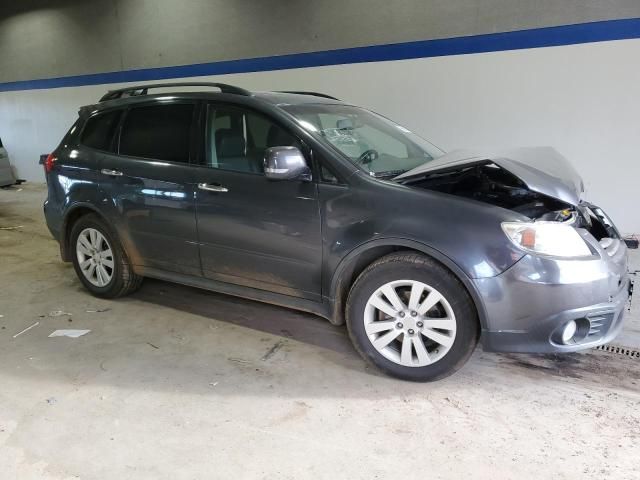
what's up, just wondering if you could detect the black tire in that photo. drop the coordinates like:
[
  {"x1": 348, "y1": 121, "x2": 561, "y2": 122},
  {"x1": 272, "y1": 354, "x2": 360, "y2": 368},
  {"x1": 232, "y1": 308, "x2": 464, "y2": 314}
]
[
  {"x1": 70, "y1": 213, "x2": 142, "y2": 298},
  {"x1": 346, "y1": 251, "x2": 479, "y2": 382}
]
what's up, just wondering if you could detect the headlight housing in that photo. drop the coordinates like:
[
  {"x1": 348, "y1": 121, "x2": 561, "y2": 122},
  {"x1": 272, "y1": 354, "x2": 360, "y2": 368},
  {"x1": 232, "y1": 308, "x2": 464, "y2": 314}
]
[{"x1": 501, "y1": 221, "x2": 592, "y2": 258}]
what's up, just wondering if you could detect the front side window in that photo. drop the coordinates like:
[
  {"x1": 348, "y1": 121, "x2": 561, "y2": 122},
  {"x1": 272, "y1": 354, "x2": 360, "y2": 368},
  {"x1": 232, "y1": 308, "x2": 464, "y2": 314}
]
[
  {"x1": 81, "y1": 110, "x2": 122, "y2": 151},
  {"x1": 206, "y1": 105, "x2": 300, "y2": 174},
  {"x1": 119, "y1": 104, "x2": 194, "y2": 163},
  {"x1": 282, "y1": 104, "x2": 444, "y2": 178}
]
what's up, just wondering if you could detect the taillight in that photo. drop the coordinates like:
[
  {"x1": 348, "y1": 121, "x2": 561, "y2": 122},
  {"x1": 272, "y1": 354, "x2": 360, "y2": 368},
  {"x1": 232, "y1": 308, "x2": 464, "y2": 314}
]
[{"x1": 44, "y1": 153, "x2": 57, "y2": 173}]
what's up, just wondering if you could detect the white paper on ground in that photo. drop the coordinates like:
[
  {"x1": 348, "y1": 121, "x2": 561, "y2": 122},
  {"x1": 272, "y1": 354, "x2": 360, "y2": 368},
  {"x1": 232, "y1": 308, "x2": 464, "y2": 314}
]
[{"x1": 48, "y1": 329, "x2": 91, "y2": 338}]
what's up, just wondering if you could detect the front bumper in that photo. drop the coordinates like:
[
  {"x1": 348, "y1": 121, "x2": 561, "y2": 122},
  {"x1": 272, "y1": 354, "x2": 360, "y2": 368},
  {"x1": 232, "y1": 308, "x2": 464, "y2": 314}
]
[{"x1": 476, "y1": 233, "x2": 630, "y2": 354}]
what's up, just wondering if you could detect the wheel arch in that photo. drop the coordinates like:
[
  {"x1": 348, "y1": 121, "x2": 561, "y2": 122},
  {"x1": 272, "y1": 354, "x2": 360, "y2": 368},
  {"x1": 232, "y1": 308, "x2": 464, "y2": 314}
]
[
  {"x1": 60, "y1": 203, "x2": 111, "y2": 262},
  {"x1": 328, "y1": 238, "x2": 488, "y2": 329}
]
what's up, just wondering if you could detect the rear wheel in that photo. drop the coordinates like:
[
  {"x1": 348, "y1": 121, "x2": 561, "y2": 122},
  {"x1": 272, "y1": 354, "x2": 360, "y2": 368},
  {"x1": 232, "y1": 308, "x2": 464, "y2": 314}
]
[
  {"x1": 346, "y1": 252, "x2": 479, "y2": 381},
  {"x1": 70, "y1": 214, "x2": 142, "y2": 298}
]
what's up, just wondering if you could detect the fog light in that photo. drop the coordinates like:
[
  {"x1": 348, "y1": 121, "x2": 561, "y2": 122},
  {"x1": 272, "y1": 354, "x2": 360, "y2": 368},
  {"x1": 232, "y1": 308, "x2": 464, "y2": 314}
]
[{"x1": 561, "y1": 320, "x2": 577, "y2": 344}]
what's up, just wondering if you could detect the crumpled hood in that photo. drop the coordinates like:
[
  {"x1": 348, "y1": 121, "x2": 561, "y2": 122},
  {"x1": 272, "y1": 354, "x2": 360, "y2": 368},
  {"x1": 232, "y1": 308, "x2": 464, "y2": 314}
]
[{"x1": 395, "y1": 147, "x2": 584, "y2": 206}]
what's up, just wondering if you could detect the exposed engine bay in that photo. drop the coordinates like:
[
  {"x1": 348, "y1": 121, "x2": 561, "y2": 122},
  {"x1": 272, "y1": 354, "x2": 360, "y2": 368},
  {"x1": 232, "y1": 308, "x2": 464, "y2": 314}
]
[{"x1": 399, "y1": 160, "x2": 619, "y2": 241}]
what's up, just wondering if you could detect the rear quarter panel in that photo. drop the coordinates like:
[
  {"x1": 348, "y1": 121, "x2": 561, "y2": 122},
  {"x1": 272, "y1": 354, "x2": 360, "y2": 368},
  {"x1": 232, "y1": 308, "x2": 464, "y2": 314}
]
[{"x1": 45, "y1": 144, "x2": 105, "y2": 244}]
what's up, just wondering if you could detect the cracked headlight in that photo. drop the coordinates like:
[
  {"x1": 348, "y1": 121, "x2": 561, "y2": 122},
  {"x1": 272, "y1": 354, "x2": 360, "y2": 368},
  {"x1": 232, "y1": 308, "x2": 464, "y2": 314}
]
[{"x1": 501, "y1": 221, "x2": 592, "y2": 258}]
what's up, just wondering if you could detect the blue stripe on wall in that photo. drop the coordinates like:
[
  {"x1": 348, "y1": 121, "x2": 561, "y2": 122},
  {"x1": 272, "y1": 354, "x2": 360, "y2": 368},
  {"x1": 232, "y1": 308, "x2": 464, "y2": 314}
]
[{"x1": 1, "y1": 18, "x2": 639, "y2": 92}]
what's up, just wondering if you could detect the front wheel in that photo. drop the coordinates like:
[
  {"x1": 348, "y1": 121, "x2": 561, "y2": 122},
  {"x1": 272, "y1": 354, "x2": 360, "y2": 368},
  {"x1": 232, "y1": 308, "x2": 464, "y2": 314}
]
[{"x1": 346, "y1": 252, "x2": 479, "y2": 382}]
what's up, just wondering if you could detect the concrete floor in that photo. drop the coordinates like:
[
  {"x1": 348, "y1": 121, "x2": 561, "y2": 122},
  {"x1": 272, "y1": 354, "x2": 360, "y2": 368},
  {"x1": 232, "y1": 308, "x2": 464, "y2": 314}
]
[{"x1": 1, "y1": 184, "x2": 639, "y2": 480}]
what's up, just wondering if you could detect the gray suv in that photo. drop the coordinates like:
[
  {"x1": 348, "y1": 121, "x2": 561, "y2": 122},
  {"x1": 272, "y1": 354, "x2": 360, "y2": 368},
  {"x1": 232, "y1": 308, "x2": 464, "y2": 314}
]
[{"x1": 43, "y1": 83, "x2": 632, "y2": 381}]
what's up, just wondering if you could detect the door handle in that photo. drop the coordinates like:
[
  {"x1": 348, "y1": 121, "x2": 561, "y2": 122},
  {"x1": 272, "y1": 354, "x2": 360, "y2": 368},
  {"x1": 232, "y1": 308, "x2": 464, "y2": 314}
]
[
  {"x1": 198, "y1": 183, "x2": 228, "y2": 193},
  {"x1": 101, "y1": 168, "x2": 123, "y2": 176}
]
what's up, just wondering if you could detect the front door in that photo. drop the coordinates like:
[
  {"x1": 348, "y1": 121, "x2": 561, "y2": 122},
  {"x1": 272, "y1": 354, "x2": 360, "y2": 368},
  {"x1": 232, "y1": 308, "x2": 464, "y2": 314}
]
[
  {"x1": 194, "y1": 104, "x2": 322, "y2": 300},
  {"x1": 98, "y1": 101, "x2": 201, "y2": 276}
]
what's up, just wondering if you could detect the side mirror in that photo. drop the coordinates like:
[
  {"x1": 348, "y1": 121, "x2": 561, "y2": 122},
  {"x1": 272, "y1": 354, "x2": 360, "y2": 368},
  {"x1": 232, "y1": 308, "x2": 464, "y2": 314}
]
[{"x1": 264, "y1": 146, "x2": 311, "y2": 181}]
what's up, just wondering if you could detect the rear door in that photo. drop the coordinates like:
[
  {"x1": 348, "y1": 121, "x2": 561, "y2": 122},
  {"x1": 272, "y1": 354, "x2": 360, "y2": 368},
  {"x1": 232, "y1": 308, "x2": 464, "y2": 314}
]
[
  {"x1": 96, "y1": 101, "x2": 201, "y2": 276},
  {"x1": 193, "y1": 103, "x2": 323, "y2": 300}
]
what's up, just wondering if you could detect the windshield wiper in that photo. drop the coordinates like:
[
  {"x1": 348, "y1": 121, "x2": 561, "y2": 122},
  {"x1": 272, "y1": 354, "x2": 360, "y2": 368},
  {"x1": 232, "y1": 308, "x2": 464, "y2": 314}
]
[{"x1": 371, "y1": 169, "x2": 408, "y2": 180}]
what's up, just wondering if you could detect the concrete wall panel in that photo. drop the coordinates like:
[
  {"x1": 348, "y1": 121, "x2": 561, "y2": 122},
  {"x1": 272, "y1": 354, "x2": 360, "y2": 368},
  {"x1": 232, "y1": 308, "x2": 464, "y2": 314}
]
[{"x1": 2, "y1": 0, "x2": 640, "y2": 82}]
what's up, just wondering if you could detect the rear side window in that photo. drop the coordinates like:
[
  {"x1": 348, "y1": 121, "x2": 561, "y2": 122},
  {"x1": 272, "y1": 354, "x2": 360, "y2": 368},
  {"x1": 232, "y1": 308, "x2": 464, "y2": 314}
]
[
  {"x1": 80, "y1": 110, "x2": 122, "y2": 151},
  {"x1": 119, "y1": 104, "x2": 194, "y2": 163}
]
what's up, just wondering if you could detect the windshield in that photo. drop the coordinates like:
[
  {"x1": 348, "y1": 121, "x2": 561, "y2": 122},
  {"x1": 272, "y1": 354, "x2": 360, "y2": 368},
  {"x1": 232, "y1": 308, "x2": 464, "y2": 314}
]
[{"x1": 282, "y1": 104, "x2": 444, "y2": 177}]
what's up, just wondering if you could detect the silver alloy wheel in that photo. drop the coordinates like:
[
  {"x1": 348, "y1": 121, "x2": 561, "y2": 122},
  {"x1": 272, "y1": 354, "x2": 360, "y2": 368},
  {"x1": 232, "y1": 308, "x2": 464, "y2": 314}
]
[
  {"x1": 363, "y1": 280, "x2": 457, "y2": 367},
  {"x1": 76, "y1": 227, "x2": 114, "y2": 287}
]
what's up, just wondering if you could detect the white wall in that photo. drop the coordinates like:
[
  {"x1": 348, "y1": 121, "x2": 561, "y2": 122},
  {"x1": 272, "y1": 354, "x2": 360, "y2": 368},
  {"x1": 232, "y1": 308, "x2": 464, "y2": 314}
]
[{"x1": 1, "y1": 38, "x2": 639, "y2": 233}]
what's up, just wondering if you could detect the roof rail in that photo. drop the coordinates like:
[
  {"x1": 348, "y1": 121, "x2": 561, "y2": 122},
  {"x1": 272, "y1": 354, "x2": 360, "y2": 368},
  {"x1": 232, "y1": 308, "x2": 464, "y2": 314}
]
[
  {"x1": 278, "y1": 91, "x2": 340, "y2": 101},
  {"x1": 99, "y1": 82, "x2": 251, "y2": 102}
]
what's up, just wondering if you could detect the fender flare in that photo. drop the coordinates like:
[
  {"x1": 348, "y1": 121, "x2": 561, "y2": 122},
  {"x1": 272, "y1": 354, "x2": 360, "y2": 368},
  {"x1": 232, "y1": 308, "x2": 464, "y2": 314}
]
[{"x1": 328, "y1": 237, "x2": 489, "y2": 329}]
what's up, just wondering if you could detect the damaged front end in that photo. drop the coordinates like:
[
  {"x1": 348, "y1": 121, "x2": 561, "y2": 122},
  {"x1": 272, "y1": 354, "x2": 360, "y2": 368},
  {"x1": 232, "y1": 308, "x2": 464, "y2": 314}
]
[
  {"x1": 395, "y1": 148, "x2": 634, "y2": 352},
  {"x1": 395, "y1": 148, "x2": 624, "y2": 246}
]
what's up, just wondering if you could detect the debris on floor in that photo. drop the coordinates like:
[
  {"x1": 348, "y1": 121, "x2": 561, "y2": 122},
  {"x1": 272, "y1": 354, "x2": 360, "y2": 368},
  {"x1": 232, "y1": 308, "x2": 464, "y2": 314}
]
[
  {"x1": 147, "y1": 342, "x2": 159, "y2": 349},
  {"x1": 86, "y1": 308, "x2": 110, "y2": 313},
  {"x1": 0, "y1": 225, "x2": 24, "y2": 230},
  {"x1": 48, "y1": 329, "x2": 91, "y2": 338},
  {"x1": 13, "y1": 321, "x2": 39, "y2": 338},
  {"x1": 46, "y1": 397, "x2": 57, "y2": 405},
  {"x1": 228, "y1": 357, "x2": 251, "y2": 365},
  {"x1": 261, "y1": 340, "x2": 285, "y2": 361},
  {"x1": 48, "y1": 310, "x2": 72, "y2": 317}
]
